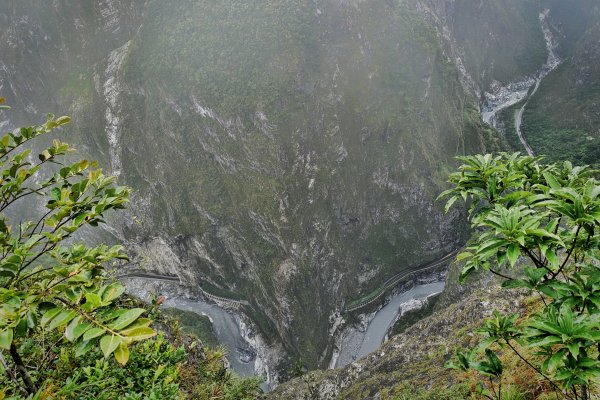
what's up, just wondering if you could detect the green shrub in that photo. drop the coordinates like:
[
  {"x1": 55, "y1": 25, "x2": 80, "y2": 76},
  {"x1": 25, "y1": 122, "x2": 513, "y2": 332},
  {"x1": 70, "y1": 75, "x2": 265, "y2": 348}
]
[
  {"x1": 442, "y1": 153, "x2": 600, "y2": 400},
  {"x1": 0, "y1": 106, "x2": 262, "y2": 399},
  {"x1": 501, "y1": 385, "x2": 529, "y2": 400}
]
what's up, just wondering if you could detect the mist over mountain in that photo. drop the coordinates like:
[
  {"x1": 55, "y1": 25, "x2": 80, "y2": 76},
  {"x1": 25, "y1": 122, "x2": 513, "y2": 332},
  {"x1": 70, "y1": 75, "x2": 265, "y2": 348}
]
[{"x1": 1, "y1": 0, "x2": 598, "y2": 388}]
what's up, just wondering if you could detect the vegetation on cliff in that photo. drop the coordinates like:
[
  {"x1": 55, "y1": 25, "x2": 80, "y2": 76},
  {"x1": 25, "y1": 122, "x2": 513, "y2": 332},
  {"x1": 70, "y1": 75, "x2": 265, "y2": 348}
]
[
  {"x1": 522, "y1": 23, "x2": 600, "y2": 166},
  {"x1": 441, "y1": 153, "x2": 600, "y2": 399},
  {"x1": 496, "y1": 3, "x2": 600, "y2": 166},
  {"x1": 269, "y1": 153, "x2": 600, "y2": 399},
  {"x1": 0, "y1": 108, "x2": 261, "y2": 399},
  {"x1": 2, "y1": 0, "x2": 584, "y2": 371}
]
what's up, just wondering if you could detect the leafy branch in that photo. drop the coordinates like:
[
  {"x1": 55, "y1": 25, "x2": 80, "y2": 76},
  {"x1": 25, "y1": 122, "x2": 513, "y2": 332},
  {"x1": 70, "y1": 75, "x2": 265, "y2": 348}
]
[
  {"x1": 441, "y1": 153, "x2": 600, "y2": 399},
  {"x1": 0, "y1": 108, "x2": 156, "y2": 397}
]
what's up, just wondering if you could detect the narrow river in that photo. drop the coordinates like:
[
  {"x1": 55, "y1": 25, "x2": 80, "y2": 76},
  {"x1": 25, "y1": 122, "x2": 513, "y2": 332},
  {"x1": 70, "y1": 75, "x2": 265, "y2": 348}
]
[
  {"x1": 481, "y1": 9, "x2": 561, "y2": 148},
  {"x1": 122, "y1": 278, "x2": 257, "y2": 378},
  {"x1": 334, "y1": 281, "x2": 445, "y2": 368},
  {"x1": 123, "y1": 275, "x2": 446, "y2": 386},
  {"x1": 164, "y1": 297, "x2": 257, "y2": 376}
]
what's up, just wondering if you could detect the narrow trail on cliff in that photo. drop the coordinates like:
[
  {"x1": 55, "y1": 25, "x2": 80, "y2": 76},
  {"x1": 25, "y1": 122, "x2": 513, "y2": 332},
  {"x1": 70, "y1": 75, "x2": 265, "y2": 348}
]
[{"x1": 344, "y1": 248, "x2": 458, "y2": 312}]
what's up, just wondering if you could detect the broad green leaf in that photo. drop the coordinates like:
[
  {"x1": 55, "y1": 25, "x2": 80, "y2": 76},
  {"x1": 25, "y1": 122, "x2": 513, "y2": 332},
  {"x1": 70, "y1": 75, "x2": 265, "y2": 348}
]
[
  {"x1": 119, "y1": 317, "x2": 152, "y2": 329},
  {"x1": 100, "y1": 282, "x2": 125, "y2": 304},
  {"x1": 499, "y1": 190, "x2": 533, "y2": 203},
  {"x1": 527, "y1": 335, "x2": 562, "y2": 348},
  {"x1": 114, "y1": 344, "x2": 130, "y2": 365},
  {"x1": 71, "y1": 322, "x2": 92, "y2": 341},
  {"x1": 55, "y1": 116, "x2": 71, "y2": 125},
  {"x1": 506, "y1": 244, "x2": 520, "y2": 266},
  {"x1": 524, "y1": 267, "x2": 547, "y2": 283},
  {"x1": 567, "y1": 342, "x2": 580, "y2": 359},
  {"x1": 109, "y1": 308, "x2": 145, "y2": 330},
  {"x1": 24, "y1": 234, "x2": 43, "y2": 249},
  {"x1": 50, "y1": 187, "x2": 61, "y2": 201},
  {"x1": 527, "y1": 319, "x2": 562, "y2": 336},
  {"x1": 74, "y1": 339, "x2": 94, "y2": 357},
  {"x1": 41, "y1": 307, "x2": 61, "y2": 327},
  {"x1": 0, "y1": 329, "x2": 13, "y2": 350},
  {"x1": 444, "y1": 196, "x2": 458, "y2": 213},
  {"x1": 485, "y1": 349, "x2": 502, "y2": 375},
  {"x1": 120, "y1": 326, "x2": 156, "y2": 341},
  {"x1": 545, "y1": 349, "x2": 567, "y2": 372},
  {"x1": 63, "y1": 287, "x2": 83, "y2": 303},
  {"x1": 64, "y1": 316, "x2": 82, "y2": 341},
  {"x1": 553, "y1": 369, "x2": 578, "y2": 383},
  {"x1": 84, "y1": 293, "x2": 102, "y2": 308},
  {"x1": 543, "y1": 172, "x2": 561, "y2": 189},
  {"x1": 557, "y1": 304, "x2": 574, "y2": 334},
  {"x1": 502, "y1": 279, "x2": 530, "y2": 289},
  {"x1": 48, "y1": 310, "x2": 77, "y2": 330},
  {"x1": 100, "y1": 334, "x2": 122, "y2": 358},
  {"x1": 476, "y1": 238, "x2": 508, "y2": 259},
  {"x1": 82, "y1": 327, "x2": 105, "y2": 341},
  {"x1": 545, "y1": 249, "x2": 559, "y2": 268},
  {"x1": 26, "y1": 311, "x2": 37, "y2": 329},
  {"x1": 577, "y1": 357, "x2": 598, "y2": 368}
]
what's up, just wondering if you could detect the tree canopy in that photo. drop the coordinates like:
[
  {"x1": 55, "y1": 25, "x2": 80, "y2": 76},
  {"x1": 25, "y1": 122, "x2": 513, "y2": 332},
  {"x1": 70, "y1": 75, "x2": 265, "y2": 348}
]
[
  {"x1": 0, "y1": 102, "x2": 156, "y2": 396},
  {"x1": 442, "y1": 153, "x2": 600, "y2": 400}
]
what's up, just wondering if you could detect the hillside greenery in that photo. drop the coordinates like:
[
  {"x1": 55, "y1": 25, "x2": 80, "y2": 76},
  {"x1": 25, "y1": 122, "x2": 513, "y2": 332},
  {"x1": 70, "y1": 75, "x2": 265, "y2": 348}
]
[
  {"x1": 0, "y1": 106, "x2": 155, "y2": 396},
  {"x1": 162, "y1": 308, "x2": 219, "y2": 349},
  {"x1": 4, "y1": 0, "x2": 594, "y2": 377},
  {"x1": 107, "y1": 0, "x2": 485, "y2": 368},
  {"x1": 272, "y1": 154, "x2": 600, "y2": 399}
]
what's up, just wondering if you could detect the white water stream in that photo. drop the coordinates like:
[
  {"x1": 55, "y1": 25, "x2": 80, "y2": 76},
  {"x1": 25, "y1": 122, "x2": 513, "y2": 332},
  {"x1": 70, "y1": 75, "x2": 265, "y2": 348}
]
[
  {"x1": 481, "y1": 10, "x2": 561, "y2": 153},
  {"x1": 123, "y1": 279, "x2": 259, "y2": 377},
  {"x1": 334, "y1": 281, "x2": 445, "y2": 368}
]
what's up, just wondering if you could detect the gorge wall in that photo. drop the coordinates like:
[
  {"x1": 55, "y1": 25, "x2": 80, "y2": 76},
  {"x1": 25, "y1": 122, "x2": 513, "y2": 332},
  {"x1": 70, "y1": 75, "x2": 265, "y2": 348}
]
[{"x1": 1, "y1": 0, "x2": 595, "y2": 374}]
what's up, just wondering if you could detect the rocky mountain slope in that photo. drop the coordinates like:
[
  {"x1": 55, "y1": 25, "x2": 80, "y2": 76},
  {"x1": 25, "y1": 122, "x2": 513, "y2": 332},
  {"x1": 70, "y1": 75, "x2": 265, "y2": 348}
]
[
  {"x1": 1, "y1": 0, "x2": 596, "y2": 376},
  {"x1": 495, "y1": 1, "x2": 600, "y2": 164},
  {"x1": 521, "y1": 13, "x2": 600, "y2": 164}
]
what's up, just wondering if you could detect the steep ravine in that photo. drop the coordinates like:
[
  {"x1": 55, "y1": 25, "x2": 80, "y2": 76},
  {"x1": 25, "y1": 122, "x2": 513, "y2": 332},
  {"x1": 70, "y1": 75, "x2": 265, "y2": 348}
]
[
  {"x1": 118, "y1": 261, "x2": 448, "y2": 390},
  {"x1": 2, "y1": 0, "x2": 591, "y2": 381},
  {"x1": 120, "y1": 276, "x2": 277, "y2": 389},
  {"x1": 266, "y1": 266, "x2": 521, "y2": 400},
  {"x1": 333, "y1": 281, "x2": 444, "y2": 369},
  {"x1": 481, "y1": 9, "x2": 561, "y2": 141},
  {"x1": 88, "y1": 0, "x2": 484, "y2": 372}
]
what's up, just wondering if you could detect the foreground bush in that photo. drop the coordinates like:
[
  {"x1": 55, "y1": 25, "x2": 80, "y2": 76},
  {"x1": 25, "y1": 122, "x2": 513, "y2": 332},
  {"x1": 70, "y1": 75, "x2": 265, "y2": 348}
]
[
  {"x1": 442, "y1": 153, "x2": 600, "y2": 400},
  {"x1": 0, "y1": 104, "x2": 262, "y2": 399}
]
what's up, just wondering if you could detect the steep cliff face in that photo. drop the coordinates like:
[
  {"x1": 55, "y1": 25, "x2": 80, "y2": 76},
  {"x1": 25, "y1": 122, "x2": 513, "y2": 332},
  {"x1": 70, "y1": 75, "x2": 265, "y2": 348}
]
[
  {"x1": 0, "y1": 0, "x2": 579, "y2": 372},
  {"x1": 416, "y1": 0, "x2": 548, "y2": 97},
  {"x1": 520, "y1": 18, "x2": 600, "y2": 164},
  {"x1": 109, "y1": 0, "x2": 486, "y2": 368}
]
